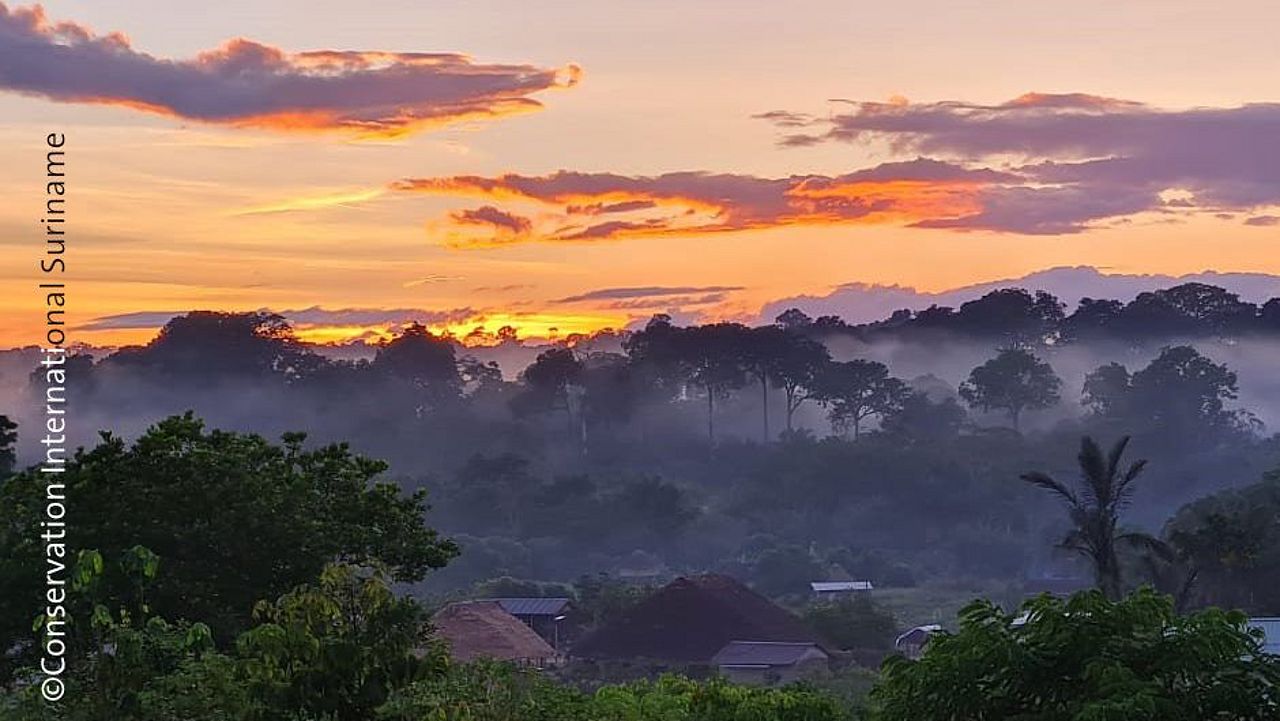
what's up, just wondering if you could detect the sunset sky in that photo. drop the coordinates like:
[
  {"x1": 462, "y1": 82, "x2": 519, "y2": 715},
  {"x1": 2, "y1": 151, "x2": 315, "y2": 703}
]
[{"x1": 2, "y1": 0, "x2": 1279, "y2": 347}]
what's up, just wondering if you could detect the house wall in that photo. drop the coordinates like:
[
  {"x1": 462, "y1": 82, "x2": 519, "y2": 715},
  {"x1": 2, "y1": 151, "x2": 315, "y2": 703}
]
[{"x1": 719, "y1": 655, "x2": 828, "y2": 685}]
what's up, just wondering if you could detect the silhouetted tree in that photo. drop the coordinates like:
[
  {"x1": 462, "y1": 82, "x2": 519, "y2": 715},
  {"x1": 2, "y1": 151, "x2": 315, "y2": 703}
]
[
  {"x1": 514, "y1": 347, "x2": 584, "y2": 438},
  {"x1": 1130, "y1": 346, "x2": 1247, "y2": 438},
  {"x1": 766, "y1": 333, "x2": 832, "y2": 435},
  {"x1": 775, "y1": 308, "x2": 814, "y2": 331},
  {"x1": 458, "y1": 356, "x2": 504, "y2": 397},
  {"x1": 579, "y1": 352, "x2": 640, "y2": 444},
  {"x1": 1081, "y1": 362, "x2": 1132, "y2": 420},
  {"x1": 955, "y1": 288, "x2": 1065, "y2": 345},
  {"x1": 960, "y1": 347, "x2": 1061, "y2": 430},
  {"x1": 373, "y1": 323, "x2": 463, "y2": 412},
  {"x1": 1148, "y1": 283, "x2": 1257, "y2": 335},
  {"x1": 1063, "y1": 297, "x2": 1124, "y2": 342},
  {"x1": 679, "y1": 323, "x2": 750, "y2": 445},
  {"x1": 817, "y1": 359, "x2": 909, "y2": 438},
  {"x1": 741, "y1": 326, "x2": 789, "y2": 442},
  {"x1": 623, "y1": 313, "x2": 687, "y2": 399},
  {"x1": 1260, "y1": 298, "x2": 1280, "y2": 331},
  {"x1": 742, "y1": 326, "x2": 831, "y2": 440},
  {"x1": 1115, "y1": 284, "x2": 1257, "y2": 339},
  {"x1": 1021, "y1": 436, "x2": 1157, "y2": 599},
  {"x1": 106, "y1": 311, "x2": 322, "y2": 381},
  {"x1": 880, "y1": 392, "x2": 966, "y2": 443}
]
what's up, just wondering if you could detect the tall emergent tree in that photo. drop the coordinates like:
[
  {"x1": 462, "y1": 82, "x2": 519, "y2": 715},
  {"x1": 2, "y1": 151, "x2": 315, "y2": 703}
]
[
  {"x1": 1021, "y1": 435, "x2": 1156, "y2": 599},
  {"x1": 766, "y1": 331, "x2": 832, "y2": 435},
  {"x1": 372, "y1": 322, "x2": 464, "y2": 412},
  {"x1": 741, "y1": 326, "x2": 831, "y2": 440},
  {"x1": 679, "y1": 323, "x2": 750, "y2": 445},
  {"x1": 959, "y1": 347, "x2": 1061, "y2": 430}
]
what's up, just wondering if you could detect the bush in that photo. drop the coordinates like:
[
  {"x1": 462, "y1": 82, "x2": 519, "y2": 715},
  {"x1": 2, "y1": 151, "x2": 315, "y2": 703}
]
[{"x1": 869, "y1": 588, "x2": 1280, "y2": 721}]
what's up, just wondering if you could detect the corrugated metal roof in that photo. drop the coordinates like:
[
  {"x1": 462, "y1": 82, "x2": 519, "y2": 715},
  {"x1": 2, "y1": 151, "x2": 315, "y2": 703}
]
[
  {"x1": 895, "y1": 624, "x2": 942, "y2": 647},
  {"x1": 810, "y1": 581, "x2": 873, "y2": 592},
  {"x1": 1248, "y1": 617, "x2": 1280, "y2": 655},
  {"x1": 494, "y1": 597, "x2": 571, "y2": 616},
  {"x1": 711, "y1": 641, "x2": 827, "y2": 667}
]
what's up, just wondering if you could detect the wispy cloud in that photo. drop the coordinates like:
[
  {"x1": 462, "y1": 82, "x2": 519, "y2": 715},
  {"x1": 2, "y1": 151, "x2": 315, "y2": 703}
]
[
  {"x1": 402, "y1": 275, "x2": 466, "y2": 288},
  {"x1": 555, "y1": 285, "x2": 745, "y2": 303},
  {"x1": 0, "y1": 2, "x2": 579, "y2": 138},
  {"x1": 232, "y1": 188, "x2": 387, "y2": 216}
]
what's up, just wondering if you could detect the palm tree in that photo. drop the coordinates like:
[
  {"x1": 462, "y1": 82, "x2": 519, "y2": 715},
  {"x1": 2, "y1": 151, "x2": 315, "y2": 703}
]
[{"x1": 1021, "y1": 435, "x2": 1158, "y2": 600}]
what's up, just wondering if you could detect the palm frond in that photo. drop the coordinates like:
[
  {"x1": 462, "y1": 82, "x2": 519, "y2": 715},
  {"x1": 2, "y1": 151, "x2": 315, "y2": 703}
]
[
  {"x1": 1021, "y1": 471, "x2": 1079, "y2": 508},
  {"x1": 1105, "y1": 435, "x2": 1131, "y2": 482},
  {"x1": 1077, "y1": 436, "x2": 1109, "y2": 507},
  {"x1": 1115, "y1": 459, "x2": 1148, "y2": 507},
  {"x1": 1117, "y1": 531, "x2": 1169, "y2": 558}
]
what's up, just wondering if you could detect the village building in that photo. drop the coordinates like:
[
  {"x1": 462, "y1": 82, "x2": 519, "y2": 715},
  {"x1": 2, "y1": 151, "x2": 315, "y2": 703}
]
[
  {"x1": 894, "y1": 624, "x2": 942, "y2": 660},
  {"x1": 810, "y1": 580, "x2": 873, "y2": 598},
  {"x1": 1248, "y1": 617, "x2": 1280, "y2": 655},
  {"x1": 492, "y1": 597, "x2": 572, "y2": 650},
  {"x1": 573, "y1": 574, "x2": 823, "y2": 665},
  {"x1": 711, "y1": 641, "x2": 830, "y2": 685},
  {"x1": 431, "y1": 600, "x2": 559, "y2": 667}
]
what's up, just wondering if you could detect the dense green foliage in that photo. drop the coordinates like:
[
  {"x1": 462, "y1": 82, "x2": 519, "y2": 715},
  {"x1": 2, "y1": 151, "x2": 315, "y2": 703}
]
[
  {"x1": 801, "y1": 597, "x2": 899, "y2": 652},
  {"x1": 0, "y1": 415, "x2": 457, "y2": 683},
  {"x1": 0, "y1": 414, "x2": 15, "y2": 476},
  {"x1": 380, "y1": 666, "x2": 850, "y2": 721},
  {"x1": 870, "y1": 588, "x2": 1280, "y2": 721},
  {"x1": 1163, "y1": 468, "x2": 1280, "y2": 611}
]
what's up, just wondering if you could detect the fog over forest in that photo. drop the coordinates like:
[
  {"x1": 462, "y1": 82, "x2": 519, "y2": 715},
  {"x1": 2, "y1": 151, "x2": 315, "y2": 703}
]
[{"x1": 4, "y1": 280, "x2": 1280, "y2": 615}]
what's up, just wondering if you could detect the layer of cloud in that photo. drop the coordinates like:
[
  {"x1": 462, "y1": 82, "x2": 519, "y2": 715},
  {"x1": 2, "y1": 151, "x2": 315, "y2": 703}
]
[
  {"x1": 0, "y1": 2, "x2": 579, "y2": 137},
  {"x1": 555, "y1": 285, "x2": 745, "y2": 303},
  {"x1": 83, "y1": 306, "x2": 477, "y2": 332},
  {"x1": 393, "y1": 158, "x2": 1007, "y2": 246},
  {"x1": 759, "y1": 92, "x2": 1280, "y2": 233}
]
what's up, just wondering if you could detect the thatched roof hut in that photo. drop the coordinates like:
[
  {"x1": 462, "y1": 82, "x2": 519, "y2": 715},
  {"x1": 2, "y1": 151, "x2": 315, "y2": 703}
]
[{"x1": 432, "y1": 600, "x2": 558, "y2": 666}]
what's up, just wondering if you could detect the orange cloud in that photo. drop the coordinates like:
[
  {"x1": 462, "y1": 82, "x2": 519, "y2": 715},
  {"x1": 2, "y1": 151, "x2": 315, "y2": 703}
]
[
  {"x1": 0, "y1": 2, "x2": 579, "y2": 138},
  {"x1": 393, "y1": 159, "x2": 1009, "y2": 246}
]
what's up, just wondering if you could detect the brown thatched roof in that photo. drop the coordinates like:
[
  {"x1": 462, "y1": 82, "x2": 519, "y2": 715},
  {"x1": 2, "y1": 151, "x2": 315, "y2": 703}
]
[
  {"x1": 573, "y1": 574, "x2": 819, "y2": 663},
  {"x1": 432, "y1": 600, "x2": 557, "y2": 664}
]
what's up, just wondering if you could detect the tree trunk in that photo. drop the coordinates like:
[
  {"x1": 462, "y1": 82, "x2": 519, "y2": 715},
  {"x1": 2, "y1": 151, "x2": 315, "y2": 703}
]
[
  {"x1": 706, "y1": 385, "x2": 716, "y2": 446},
  {"x1": 760, "y1": 375, "x2": 770, "y2": 442}
]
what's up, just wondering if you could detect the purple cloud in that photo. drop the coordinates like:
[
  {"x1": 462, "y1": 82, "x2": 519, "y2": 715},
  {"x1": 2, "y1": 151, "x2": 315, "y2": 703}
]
[
  {"x1": 450, "y1": 206, "x2": 533, "y2": 236},
  {"x1": 760, "y1": 92, "x2": 1280, "y2": 233},
  {"x1": 0, "y1": 2, "x2": 579, "y2": 137}
]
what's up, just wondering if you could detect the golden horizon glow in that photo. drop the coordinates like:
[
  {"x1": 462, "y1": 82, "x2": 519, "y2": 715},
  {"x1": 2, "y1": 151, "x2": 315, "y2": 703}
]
[{"x1": 3, "y1": 1, "x2": 1280, "y2": 350}]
